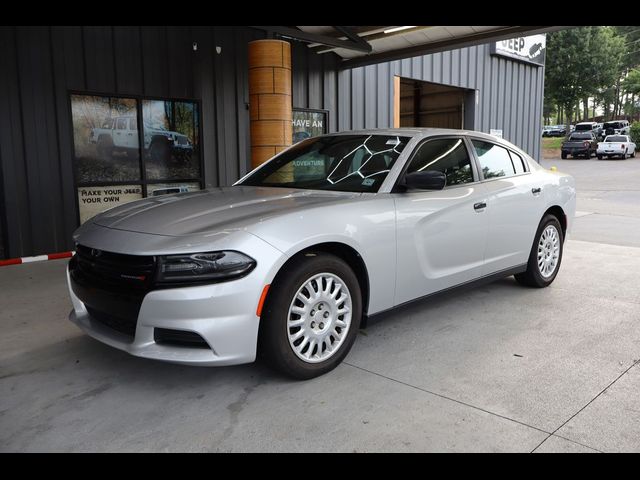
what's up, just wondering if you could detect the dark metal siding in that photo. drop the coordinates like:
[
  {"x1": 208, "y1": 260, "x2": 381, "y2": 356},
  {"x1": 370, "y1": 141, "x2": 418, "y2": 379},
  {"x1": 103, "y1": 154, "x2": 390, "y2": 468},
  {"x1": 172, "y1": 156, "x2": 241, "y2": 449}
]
[
  {"x1": 336, "y1": 43, "x2": 544, "y2": 161},
  {"x1": 0, "y1": 26, "x2": 334, "y2": 258},
  {"x1": 291, "y1": 42, "x2": 340, "y2": 131},
  {"x1": 0, "y1": 28, "x2": 542, "y2": 259}
]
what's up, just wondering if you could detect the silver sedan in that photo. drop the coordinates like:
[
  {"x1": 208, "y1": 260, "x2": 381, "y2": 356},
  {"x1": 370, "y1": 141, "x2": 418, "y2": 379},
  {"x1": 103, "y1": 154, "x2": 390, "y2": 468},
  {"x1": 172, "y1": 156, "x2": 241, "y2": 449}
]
[{"x1": 67, "y1": 129, "x2": 576, "y2": 379}]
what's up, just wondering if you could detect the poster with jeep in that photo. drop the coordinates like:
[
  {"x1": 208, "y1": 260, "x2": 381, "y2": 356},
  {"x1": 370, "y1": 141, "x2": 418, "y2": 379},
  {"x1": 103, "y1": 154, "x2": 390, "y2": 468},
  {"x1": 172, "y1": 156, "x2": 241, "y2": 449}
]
[
  {"x1": 71, "y1": 94, "x2": 202, "y2": 224},
  {"x1": 142, "y1": 100, "x2": 201, "y2": 180},
  {"x1": 71, "y1": 95, "x2": 141, "y2": 183}
]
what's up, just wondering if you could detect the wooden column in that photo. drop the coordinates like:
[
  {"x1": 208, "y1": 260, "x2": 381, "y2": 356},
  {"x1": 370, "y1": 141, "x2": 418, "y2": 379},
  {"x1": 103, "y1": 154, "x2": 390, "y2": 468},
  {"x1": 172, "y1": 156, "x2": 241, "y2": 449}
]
[{"x1": 248, "y1": 39, "x2": 292, "y2": 169}]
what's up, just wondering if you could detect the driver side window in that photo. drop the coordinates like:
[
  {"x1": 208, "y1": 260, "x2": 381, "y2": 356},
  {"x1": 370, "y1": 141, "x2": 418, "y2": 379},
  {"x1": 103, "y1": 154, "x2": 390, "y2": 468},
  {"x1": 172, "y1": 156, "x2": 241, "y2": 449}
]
[{"x1": 406, "y1": 138, "x2": 475, "y2": 186}]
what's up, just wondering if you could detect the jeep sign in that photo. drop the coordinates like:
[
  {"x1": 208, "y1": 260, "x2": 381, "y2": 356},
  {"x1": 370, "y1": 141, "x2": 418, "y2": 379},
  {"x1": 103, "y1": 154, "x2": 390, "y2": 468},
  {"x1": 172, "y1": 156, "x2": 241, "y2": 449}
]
[{"x1": 491, "y1": 34, "x2": 546, "y2": 66}]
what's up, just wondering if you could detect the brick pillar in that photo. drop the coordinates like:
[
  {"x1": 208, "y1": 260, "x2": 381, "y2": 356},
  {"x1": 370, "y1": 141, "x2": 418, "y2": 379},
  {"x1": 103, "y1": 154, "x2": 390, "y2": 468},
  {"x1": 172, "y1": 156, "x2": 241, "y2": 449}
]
[{"x1": 248, "y1": 39, "x2": 292, "y2": 169}]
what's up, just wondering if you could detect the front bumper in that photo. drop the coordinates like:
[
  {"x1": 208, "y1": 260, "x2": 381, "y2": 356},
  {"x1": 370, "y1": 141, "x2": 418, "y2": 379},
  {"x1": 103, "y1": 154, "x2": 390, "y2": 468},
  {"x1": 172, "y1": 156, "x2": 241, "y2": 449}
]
[
  {"x1": 66, "y1": 231, "x2": 286, "y2": 366},
  {"x1": 68, "y1": 268, "x2": 260, "y2": 366}
]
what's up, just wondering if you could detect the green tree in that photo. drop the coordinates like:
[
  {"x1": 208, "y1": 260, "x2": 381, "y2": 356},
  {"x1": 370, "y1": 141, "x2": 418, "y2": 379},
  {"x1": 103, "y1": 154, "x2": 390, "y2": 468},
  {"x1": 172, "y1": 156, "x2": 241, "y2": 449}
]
[
  {"x1": 629, "y1": 122, "x2": 640, "y2": 150},
  {"x1": 546, "y1": 27, "x2": 625, "y2": 129},
  {"x1": 623, "y1": 69, "x2": 640, "y2": 120}
]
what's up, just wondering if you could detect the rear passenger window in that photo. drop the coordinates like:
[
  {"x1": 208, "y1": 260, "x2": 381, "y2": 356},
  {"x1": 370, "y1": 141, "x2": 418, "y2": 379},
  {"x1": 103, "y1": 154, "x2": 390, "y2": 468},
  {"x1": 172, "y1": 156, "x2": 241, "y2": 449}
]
[
  {"x1": 471, "y1": 140, "x2": 515, "y2": 179},
  {"x1": 406, "y1": 138, "x2": 475, "y2": 186},
  {"x1": 509, "y1": 151, "x2": 526, "y2": 174}
]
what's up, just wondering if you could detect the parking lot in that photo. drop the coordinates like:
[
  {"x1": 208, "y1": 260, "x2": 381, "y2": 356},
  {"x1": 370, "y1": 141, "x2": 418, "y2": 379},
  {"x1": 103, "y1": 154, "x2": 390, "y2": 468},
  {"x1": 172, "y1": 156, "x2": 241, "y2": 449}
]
[{"x1": 1, "y1": 156, "x2": 640, "y2": 452}]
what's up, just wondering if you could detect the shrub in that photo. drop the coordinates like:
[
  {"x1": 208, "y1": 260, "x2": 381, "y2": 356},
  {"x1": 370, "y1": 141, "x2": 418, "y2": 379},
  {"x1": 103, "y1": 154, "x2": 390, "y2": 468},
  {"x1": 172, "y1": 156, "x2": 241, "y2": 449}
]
[{"x1": 630, "y1": 122, "x2": 640, "y2": 151}]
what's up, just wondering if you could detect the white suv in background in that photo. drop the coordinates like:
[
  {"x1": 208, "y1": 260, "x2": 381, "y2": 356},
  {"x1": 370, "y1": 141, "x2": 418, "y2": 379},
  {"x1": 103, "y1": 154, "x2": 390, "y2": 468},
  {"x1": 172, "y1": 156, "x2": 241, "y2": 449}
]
[{"x1": 602, "y1": 120, "x2": 630, "y2": 137}]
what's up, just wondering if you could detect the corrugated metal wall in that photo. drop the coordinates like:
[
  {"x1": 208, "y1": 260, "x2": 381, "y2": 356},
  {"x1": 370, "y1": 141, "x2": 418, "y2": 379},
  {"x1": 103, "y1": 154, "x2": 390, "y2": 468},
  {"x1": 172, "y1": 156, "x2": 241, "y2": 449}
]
[
  {"x1": 0, "y1": 27, "x2": 340, "y2": 258},
  {"x1": 335, "y1": 44, "x2": 544, "y2": 160},
  {"x1": 0, "y1": 28, "x2": 543, "y2": 259}
]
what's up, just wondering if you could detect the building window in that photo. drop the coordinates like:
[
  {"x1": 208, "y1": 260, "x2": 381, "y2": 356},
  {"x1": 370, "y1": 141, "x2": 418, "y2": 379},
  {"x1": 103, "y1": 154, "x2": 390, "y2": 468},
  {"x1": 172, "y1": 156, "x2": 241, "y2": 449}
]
[{"x1": 70, "y1": 93, "x2": 202, "y2": 224}]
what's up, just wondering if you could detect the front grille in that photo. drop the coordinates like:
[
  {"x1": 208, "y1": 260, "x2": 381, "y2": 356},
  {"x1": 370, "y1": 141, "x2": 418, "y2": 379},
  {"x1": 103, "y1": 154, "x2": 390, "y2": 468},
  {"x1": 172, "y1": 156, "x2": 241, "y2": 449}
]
[
  {"x1": 70, "y1": 246, "x2": 156, "y2": 339},
  {"x1": 73, "y1": 244, "x2": 156, "y2": 291},
  {"x1": 86, "y1": 306, "x2": 137, "y2": 338},
  {"x1": 154, "y1": 328, "x2": 210, "y2": 349}
]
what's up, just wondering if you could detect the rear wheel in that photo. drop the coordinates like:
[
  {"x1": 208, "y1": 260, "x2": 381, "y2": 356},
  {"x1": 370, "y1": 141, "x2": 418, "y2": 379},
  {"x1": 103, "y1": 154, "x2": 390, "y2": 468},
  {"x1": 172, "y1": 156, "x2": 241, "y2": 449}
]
[
  {"x1": 561, "y1": 152, "x2": 567, "y2": 159},
  {"x1": 150, "y1": 139, "x2": 171, "y2": 164},
  {"x1": 259, "y1": 252, "x2": 362, "y2": 379},
  {"x1": 96, "y1": 136, "x2": 114, "y2": 160},
  {"x1": 515, "y1": 214, "x2": 564, "y2": 288}
]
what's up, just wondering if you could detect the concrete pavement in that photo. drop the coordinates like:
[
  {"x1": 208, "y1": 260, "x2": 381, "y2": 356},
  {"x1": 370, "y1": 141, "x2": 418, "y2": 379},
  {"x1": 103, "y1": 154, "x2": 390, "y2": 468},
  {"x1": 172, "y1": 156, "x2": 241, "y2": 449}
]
[
  {"x1": 1, "y1": 157, "x2": 639, "y2": 452},
  {"x1": 541, "y1": 156, "x2": 640, "y2": 248}
]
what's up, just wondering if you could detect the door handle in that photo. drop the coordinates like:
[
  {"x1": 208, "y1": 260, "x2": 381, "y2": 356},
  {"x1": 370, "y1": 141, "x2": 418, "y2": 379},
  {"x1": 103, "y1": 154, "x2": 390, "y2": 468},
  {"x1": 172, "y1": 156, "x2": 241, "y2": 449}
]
[
  {"x1": 532, "y1": 187, "x2": 542, "y2": 194},
  {"x1": 474, "y1": 202, "x2": 487, "y2": 211}
]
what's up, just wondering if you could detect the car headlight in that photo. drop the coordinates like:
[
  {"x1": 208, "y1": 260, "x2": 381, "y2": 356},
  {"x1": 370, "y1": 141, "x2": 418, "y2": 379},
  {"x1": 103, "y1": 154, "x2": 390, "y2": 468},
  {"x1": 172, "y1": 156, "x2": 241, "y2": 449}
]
[{"x1": 156, "y1": 251, "x2": 256, "y2": 284}]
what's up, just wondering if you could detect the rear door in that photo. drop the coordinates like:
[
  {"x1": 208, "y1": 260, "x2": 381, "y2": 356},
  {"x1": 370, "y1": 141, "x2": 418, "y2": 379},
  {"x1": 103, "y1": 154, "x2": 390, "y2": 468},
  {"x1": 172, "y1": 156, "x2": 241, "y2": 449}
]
[
  {"x1": 469, "y1": 138, "x2": 545, "y2": 275},
  {"x1": 113, "y1": 117, "x2": 128, "y2": 148},
  {"x1": 392, "y1": 136, "x2": 489, "y2": 305}
]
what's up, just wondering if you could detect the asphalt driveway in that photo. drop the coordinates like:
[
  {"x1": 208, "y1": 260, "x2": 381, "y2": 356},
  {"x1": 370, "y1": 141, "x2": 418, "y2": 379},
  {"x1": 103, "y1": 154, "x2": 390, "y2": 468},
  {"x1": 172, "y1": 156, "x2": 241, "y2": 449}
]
[{"x1": 1, "y1": 157, "x2": 639, "y2": 452}]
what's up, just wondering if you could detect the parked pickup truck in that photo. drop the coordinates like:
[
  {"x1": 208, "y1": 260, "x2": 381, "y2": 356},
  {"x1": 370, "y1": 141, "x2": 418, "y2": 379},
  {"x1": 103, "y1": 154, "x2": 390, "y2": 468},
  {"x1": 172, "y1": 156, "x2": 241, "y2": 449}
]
[
  {"x1": 597, "y1": 135, "x2": 637, "y2": 160},
  {"x1": 89, "y1": 115, "x2": 193, "y2": 163},
  {"x1": 561, "y1": 132, "x2": 598, "y2": 159}
]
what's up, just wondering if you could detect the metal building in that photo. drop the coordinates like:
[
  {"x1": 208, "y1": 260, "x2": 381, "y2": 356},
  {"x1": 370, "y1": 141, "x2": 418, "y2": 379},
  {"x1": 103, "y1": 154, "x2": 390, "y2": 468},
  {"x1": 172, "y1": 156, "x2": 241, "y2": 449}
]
[{"x1": 0, "y1": 26, "x2": 553, "y2": 259}]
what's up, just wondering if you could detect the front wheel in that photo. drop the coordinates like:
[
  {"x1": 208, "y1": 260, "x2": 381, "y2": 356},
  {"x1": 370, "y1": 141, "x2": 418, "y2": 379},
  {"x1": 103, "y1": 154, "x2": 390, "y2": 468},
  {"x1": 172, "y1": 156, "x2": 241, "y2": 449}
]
[
  {"x1": 259, "y1": 252, "x2": 362, "y2": 379},
  {"x1": 561, "y1": 152, "x2": 567, "y2": 159},
  {"x1": 515, "y1": 214, "x2": 564, "y2": 288},
  {"x1": 597, "y1": 154, "x2": 603, "y2": 160}
]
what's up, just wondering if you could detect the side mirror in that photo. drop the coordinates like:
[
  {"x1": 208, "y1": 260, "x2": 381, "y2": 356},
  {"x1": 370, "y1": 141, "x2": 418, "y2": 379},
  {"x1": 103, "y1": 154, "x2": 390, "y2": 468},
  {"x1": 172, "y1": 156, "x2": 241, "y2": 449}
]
[{"x1": 402, "y1": 170, "x2": 447, "y2": 191}]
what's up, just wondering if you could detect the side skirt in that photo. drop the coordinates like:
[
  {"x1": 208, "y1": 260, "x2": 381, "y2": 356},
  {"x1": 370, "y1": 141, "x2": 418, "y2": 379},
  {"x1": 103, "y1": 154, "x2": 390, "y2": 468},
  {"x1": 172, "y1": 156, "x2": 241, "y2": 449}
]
[{"x1": 362, "y1": 264, "x2": 527, "y2": 327}]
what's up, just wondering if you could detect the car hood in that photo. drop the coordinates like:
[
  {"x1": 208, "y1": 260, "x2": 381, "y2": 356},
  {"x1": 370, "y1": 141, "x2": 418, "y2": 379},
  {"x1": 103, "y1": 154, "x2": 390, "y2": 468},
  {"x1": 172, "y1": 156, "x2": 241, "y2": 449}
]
[{"x1": 92, "y1": 186, "x2": 359, "y2": 236}]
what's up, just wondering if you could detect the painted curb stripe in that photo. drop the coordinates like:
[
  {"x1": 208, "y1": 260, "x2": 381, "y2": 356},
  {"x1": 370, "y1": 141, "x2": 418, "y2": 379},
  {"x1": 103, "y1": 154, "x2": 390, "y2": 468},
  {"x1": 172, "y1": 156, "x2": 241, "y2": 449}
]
[{"x1": 0, "y1": 251, "x2": 74, "y2": 267}]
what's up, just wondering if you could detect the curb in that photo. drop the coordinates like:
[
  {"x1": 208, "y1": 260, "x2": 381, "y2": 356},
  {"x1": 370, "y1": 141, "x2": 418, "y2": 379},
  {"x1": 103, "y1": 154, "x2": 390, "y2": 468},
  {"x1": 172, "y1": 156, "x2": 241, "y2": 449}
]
[{"x1": 0, "y1": 251, "x2": 74, "y2": 267}]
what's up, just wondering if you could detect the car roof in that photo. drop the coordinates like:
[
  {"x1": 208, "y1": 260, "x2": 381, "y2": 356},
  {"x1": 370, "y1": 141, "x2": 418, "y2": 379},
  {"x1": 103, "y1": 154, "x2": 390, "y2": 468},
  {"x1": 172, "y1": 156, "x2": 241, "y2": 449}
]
[
  {"x1": 320, "y1": 128, "x2": 531, "y2": 158},
  {"x1": 329, "y1": 127, "x2": 505, "y2": 141}
]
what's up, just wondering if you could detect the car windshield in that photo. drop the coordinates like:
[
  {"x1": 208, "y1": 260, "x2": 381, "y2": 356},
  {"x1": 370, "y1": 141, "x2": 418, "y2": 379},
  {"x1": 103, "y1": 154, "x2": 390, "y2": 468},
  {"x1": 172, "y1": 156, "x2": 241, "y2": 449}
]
[
  {"x1": 605, "y1": 135, "x2": 627, "y2": 142},
  {"x1": 239, "y1": 134, "x2": 410, "y2": 193},
  {"x1": 569, "y1": 133, "x2": 591, "y2": 140},
  {"x1": 575, "y1": 124, "x2": 593, "y2": 131}
]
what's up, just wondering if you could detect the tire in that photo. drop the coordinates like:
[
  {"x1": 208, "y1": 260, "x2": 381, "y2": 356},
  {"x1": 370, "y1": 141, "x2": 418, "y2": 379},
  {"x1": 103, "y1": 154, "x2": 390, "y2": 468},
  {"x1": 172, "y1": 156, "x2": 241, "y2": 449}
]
[
  {"x1": 632, "y1": 150, "x2": 636, "y2": 158},
  {"x1": 149, "y1": 139, "x2": 171, "y2": 164},
  {"x1": 561, "y1": 152, "x2": 567, "y2": 159},
  {"x1": 96, "y1": 136, "x2": 114, "y2": 160},
  {"x1": 597, "y1": 154, "x2": 603, "y2": 160},
  {"x1": 514, "y1": 214, "x2": 564, "y2": 288},
  {"x1": 258, "y1": 252, "x2": 362, "y2": 379}
]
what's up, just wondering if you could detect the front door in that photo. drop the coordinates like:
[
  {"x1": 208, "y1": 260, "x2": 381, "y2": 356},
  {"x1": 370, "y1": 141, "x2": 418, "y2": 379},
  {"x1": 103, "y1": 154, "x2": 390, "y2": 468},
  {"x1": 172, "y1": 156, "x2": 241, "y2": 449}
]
[{"x1": 393, "y1": 137, "x2": 489, "y2": 306}]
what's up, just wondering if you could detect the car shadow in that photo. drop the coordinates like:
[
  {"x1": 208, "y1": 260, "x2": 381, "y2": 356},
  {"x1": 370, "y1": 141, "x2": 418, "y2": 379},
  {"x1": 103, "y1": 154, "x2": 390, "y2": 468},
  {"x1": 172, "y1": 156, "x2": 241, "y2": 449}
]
[{"x1": 1, "y1": 276, "x2": 527, "y2": 392}]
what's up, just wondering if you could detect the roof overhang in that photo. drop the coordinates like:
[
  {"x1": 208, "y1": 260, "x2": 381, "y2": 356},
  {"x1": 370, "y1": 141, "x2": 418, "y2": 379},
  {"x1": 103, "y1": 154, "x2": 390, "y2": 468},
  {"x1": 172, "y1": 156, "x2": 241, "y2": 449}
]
[{"x1": 251, "y1": 26, "x2": 571, "y2": 69}]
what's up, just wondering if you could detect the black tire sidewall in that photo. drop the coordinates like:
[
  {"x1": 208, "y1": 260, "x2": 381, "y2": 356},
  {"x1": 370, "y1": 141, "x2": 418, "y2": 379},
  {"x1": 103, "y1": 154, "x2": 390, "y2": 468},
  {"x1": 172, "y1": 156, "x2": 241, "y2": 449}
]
[
  {"x1": 527, "y1": 215, "x2": 564, "y2": 287},
  {"x1": 259, "y1": 253, "x2": 362, "y2": 379}
]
